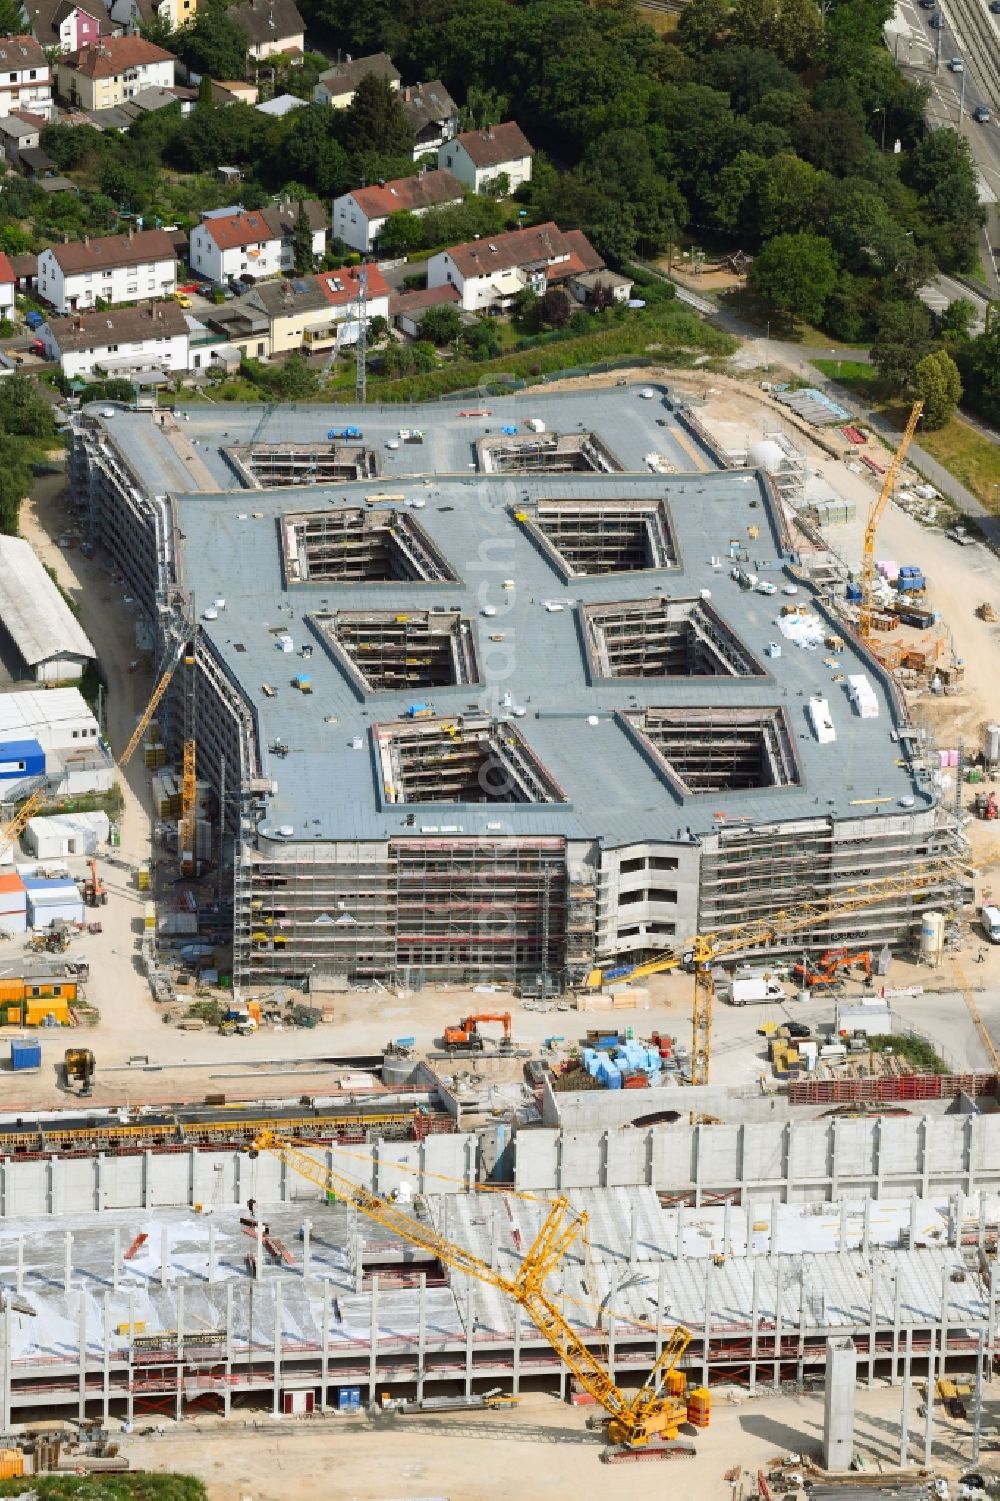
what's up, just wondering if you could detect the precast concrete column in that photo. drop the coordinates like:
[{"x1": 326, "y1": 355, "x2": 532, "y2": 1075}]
[
  {"x1": 301, "y1": 1219, "x2": 311, "y2": 1280},
  {"x1": 822, "y1": 1336, "x2": 856, "y2": 1470},
  {"x1": 1, "y1": 1301, "x2": 11, "y2": 1430},
  {"x1": 867, "y1": 1263, "x2": 878, "y2": 1388},
  {"x1": 839, "y1": 1198, "x2": 849, "y2": 1252},
  {"x1": 208, "y1": 1221, "x2": 216, "y2": 1284},
  {"x1": 102, "y1": 1293, "x2": 111, "y2": 1423},
  {"x1": 417, "y1": 1272, "x2": 427, "y2": 1403},
  {"x1": 750, "y1": 1258, "x2": 760, "y2": 1395},
  {"x1": 272, "y1": 1279, "x2": 282, "y2": 1417},
  {"x1": 892, "y1": 1271, "x2": 902, "y2": 1383},
  {"x1": 909, "y1": 1194, "x2": 919, "y2": 1249},
  {"x1": 940, "y1": 1265, "x2": 950, "y2": 1386},
  {"x1": 367, "y1": 1275, "x2": 379, "y2": 1404},
  {"x1": 675, "y1": 1203, "x2": 685, "y2": 1258},
  {"x1": 656, "y1": 1261, "x2": 667, "y2": 1360},
  {"x1": 113, "y1": 1228, "x2": 120, "y2": 1293},
  {"x1": 924, "y1": 1326, "x2": 936, "y2": 1465},
  {"x1": 15, "y1": 1236, "x2": 22, "y2": 1297},
  {"x1": 513, "y1": 1303, "x2": 521, "y2": 1395},
  {"x1": 160, "y1": 1224, "x2": 169, "y2": 1288},
  {"x1": 224, "y1": 1282, "x2": 233, "y2": 1418},
  {"x1": 900, "y1": 1325, "x2": 913, "y2": 1465},
  {"x1": 464, "y1": 1277, "x2": 474, "y2": 1398},
  {"x1": 629, "y1": 1202, "x2": 638, "y2": 1268},
  {"x1": 64, "y1": 1229, "x2": 72, "y2": 1294},
  {"x1": 320, "y1": 1281, "x2": 330, "y2": 1413},
  {"x1": 177, "y1": 1284, "x2": 186, "y2": 1423},
  {"x1": 77, "y1": 1297, "x2": 87, "y2": 1421},
  {"x1": 255, "y1": 1221, "x2": 264, "y2": 1280}
]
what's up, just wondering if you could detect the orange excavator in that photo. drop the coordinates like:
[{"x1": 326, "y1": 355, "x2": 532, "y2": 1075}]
[
  {"x1": 793, "y1": 948, "x2": 873, "y2": 988},
  {"x1": 443, "y1": 1012, "x2": 513, "y2": 1051},
  {"x1": 83, "y1": 858, "x2": 107, "y2": 908}
]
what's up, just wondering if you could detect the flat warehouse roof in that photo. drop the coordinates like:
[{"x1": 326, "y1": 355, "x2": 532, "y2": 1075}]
[{"x1": 0, "y1": 537, "x2": 95, "y2": 669}]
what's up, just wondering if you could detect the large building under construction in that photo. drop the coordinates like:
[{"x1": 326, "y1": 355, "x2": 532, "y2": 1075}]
[{"x1": 69, "y1": 390, "x2": 964, "y2": 993}]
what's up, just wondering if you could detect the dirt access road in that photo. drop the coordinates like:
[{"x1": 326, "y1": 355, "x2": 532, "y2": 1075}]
[{"x1": 123, "y1": 1381, "x2": 993, "y2": 1501}]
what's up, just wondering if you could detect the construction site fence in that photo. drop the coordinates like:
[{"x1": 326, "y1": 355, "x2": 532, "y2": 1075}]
[{"x1": 787, "y1": 1072, "x2": 997, "y2": 1105}]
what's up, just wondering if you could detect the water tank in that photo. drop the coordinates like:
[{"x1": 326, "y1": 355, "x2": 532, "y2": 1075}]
[
  {"x1": 749, "y1": 438, "x2": 785, "y2": 473},
  {"x1": 382, "y1": 1053, "x2": 417, "y2": 1085},
  {"x1": 920, "y1": 910, "x2": 946, "y2": 968},
  {"x1": 987, "y1": 724, "x2": 1000, "y2": 765}
]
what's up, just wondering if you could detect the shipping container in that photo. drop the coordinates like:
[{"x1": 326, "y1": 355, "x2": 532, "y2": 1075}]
[{"x1": 10, "y1": 1037, "x2": 41, "y2": 1070}]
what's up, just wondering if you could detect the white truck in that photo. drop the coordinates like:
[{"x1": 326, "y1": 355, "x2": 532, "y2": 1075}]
[
  {"x1": 981, "y1": 905, "x2": 1000, "y2": 943},
  {"x1": 729, "y1": 976, "x2": 786, "y2": 1006}
]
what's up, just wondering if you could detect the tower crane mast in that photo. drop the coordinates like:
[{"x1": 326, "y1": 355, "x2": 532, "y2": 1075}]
[{"x1": 858, "y1": 400, "x2": 923, "y2": 642}]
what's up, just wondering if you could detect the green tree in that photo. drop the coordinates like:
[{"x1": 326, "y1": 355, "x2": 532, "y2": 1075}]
[
  {"x1": 291, "y1": 200, "x2": 316, "y2": 274},
  {"x1": 275, "y1": 109, "x2": 351, "y2": 197},
  {"x1": 912, "y1": 348, "x2": 962, "y2": 429},
  {"x1": 0, "y1": 375, "x2": 55, "y2": 440},
  {"x1": 271, "y1": 354, "x2": 318, "y2": 399},
  {"x1": 747, "y1": 231, "x2": 838, "y2": 324},
  {"x1": 676, "y1": 0, "x2": 731, "y2": 53},
  {"x1": 173, "y1": 7, "x2": 248, "y2": 82},
  {"x1": 198, "y1": 73, "x2": 215, "y2": 108},
  {"x1": 0, "y1": 0, "x2": 26, "y2": 32},
  {"x1": 380, "y1": 211, "x2": 426, "y2": 255},
  {"x1": 963, "y1": 326, "x2": 1000, "y2": 424},
  {"x1": 870, "y1": 298, "x2": 934, "y2": 388},
  {"x1": 540, "y1": 287, "x2": 572, "y2": 327},
  {"x1": 0, "y1": 436, "x2": 31, "y2": 535},
  {"x1": 938, "y1": 298, "x2": 976, "y2": 341},
  {"x1": 906, "y1": 130, "x2": 985, "y2": 274},
  {"x1": 419, "y1": 303, "x2": 463, "y2": 344},
  {"x1": 341, "y1": 72, "x2": 413, "y2": 160}
]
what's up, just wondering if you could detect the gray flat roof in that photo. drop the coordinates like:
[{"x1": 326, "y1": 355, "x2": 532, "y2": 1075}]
[{"x1": 92, "y1": 391, "x2": 928, "y2": 846}]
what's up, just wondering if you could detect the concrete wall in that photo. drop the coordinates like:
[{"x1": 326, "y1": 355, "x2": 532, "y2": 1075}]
[
  {"x1": 513, "y1": 1112, "x2": 1000, "y2": 1202},
  {"x1": 0, "y1": 1134, "x2": 479, "y2": 1218}
]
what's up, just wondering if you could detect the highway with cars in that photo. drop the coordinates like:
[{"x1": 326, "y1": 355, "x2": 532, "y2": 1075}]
[{"x1": 889, "y1": 0, "x2": 1000, "y2": 290}]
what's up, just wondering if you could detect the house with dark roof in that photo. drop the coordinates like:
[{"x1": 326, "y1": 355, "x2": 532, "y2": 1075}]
[
  {"x1": 399, "y1": 80, "x2": 458, "y2": 159},
  {"x1": 37, "y1": 227, "x2": 177, "y2": 312},
  {"x1": 39, "y1": 299, "x2": 190, "y2": 378},
  {"x1": 313, "y1": 52, "x2": 399, "y2": 108},
  {"x1": 188, "y1": 199, "x2": 328, "y2": 286},
  {"x1": 109, "y1": 0, "x2": 197, "y2": 38},
  {"x1": 427, "y1": 221, "x2": 604, "y2": 312},
  {"x1": 53, "y1": 36, "x2": 176, "y2": 110},
  {"x1": 332, "y1": 168, "x2": 464, "y2": 254},
  {"x1": 438, "y1": 121, "x2": 534, "y2": 196},
  {"x1": 0, "y1": 112, "x2": 41, "y2": 163},
  {"x1": 23, "y1": 0, "x2": 111, "y2": 55},
  {"x1": 0, "y1": 37, "x2": 53, "y2": 120},
  {"x1": 227, "y1": 0, "x2": 303, "y2": 60}
]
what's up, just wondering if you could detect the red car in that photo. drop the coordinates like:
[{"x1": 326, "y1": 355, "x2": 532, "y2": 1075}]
[{"x1": 177, "y1": 282, "x2": 200, "y2": 294}]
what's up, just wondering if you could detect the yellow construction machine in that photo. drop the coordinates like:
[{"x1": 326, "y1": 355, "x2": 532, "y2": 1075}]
[
  {"x1": 63, "y1": 1048, "x2": 95, "y2": 1095},
  {"x1": 250, "y1": 1131, "x2": 709, "y2": 1460}
]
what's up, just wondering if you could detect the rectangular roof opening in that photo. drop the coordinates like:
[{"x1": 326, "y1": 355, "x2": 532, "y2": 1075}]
[
  {"x1": 312, "y1": 609, "x2": 479, "y2": 692},
  {"x1": 374, "y1": 714, "x2": 567, "y2": 805},
  {"x1": 624, "y1": 706, "x2": 800, "y2": 795},
  {"x1": 281, "y1": 507, "x2": 459, "y2": 585},
  {"x1": 581, "y1": 596, "x2": 762, "y2": 679}
]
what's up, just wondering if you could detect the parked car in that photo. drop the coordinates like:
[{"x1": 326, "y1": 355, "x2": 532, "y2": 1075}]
[
  {"x1": 991, "y1": 1, "x2": 1000, "y2": 14},
  {"x1": 786, "y1": 1021, "x2": 811, "y2": 1039},
  {"x1": 930, "y1": 13, "x2": 945, "y2": 26},
  {"x1": 973, "y1": 104, "x2": 992, "y2": 122},
  {"x1": 948, "y1": 56, "x2": 964, "y2": 70},
  {"x1": 174, "y1": 292, "x2": 192, "y2": 308}
]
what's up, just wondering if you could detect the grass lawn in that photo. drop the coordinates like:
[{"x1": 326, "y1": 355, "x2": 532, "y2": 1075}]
[
  {"x1": 720, "y1": 288, "x2": 869, "y2": 350},
  {"x1": 914, "y1": 418, "x2": 1000, "y2": 514}
]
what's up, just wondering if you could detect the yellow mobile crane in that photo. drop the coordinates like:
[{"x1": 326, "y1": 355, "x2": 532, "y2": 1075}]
[
  {"x1": 586, "y1": 861, "x2": 965, "y2": 1086},
  {"x1": 249, "y1": 1131, "x2": 708, "y2": 1461},
  {"x1": 858, "y1": 400, "x2": 923, "y2": 644}
]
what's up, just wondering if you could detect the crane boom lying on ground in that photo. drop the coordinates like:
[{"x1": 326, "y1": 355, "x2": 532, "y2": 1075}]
[
  {"x1": 587, "y1": 860, "x2": 966, "y2": 1086},
  {"x1": 249, "y1": 1131, "x2": 706, "y2": 1454}
]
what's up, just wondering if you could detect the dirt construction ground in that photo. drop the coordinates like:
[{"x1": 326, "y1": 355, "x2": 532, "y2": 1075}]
[{"x1": 123, "y1": 1381, "x2": 1000, "y2": 1501}]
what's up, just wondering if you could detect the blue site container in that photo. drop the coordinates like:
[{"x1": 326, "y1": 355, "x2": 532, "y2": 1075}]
[
  {"x1": 10, "y1": 1038, "x2": 41, "y2": 1071},
  {"x1": 0, "y1": 738, "x2": 45, "y2": 781},
  {"x1": 337, "y1": 1386, "x2": 362, "y2": 1411}
]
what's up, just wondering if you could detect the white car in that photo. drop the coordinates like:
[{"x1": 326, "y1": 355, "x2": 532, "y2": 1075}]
[
  {"x1": 756, "y1": 580, "x2": 778, "y2": 595},
  {"x1": 948, "y1": 56, "x2": 964, "y2": 71}
]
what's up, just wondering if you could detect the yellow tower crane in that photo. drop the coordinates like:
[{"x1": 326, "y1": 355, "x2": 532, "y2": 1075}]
[
  {"x1": 249, "y1": 1131, "x2": 708, "y2": 1459},
  {"x1": 586, "y1": 860, "x2": 966, "y2": 1085},
  {"x1": 119, "y1": 634, "x2": 199, "y2": 877},
  {"x1": 858, "y1": 400, "x2": 923, "y2": 643}
]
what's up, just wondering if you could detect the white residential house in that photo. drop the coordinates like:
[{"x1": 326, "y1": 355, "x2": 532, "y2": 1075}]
[
  {"x1": 0, "y1": 253, "x2": 15, "y2": 320},
  {"x1": 227, "y1": 0, "x2": 304, "y2": 59},
  {"x1": 438, "y1": 121, "x2": 533, "y2": 195},
  {"x1": 39, "y1": 300, "x2": 190, "y2": 378},
  {"x1": 24, "y1": 0, "x2": 109, "y2": 55},
  {"x1": 427, "y1": 221, "x2": 604, "y2": 312},
  {"x1": 313, "y1": 52, "x2": 399, "y2": 107},
  {"x1": 37, "y1": 228, "x2": 178, "y2": 313},
  {"x1": 53, "y1": 37, "x2": 176, "y2": 111},
  {"x1": 300, "y1": 263, "x2": 391, "y2": 353},
  {"x1": 0, "y1": 37, "x2": 53, "y2": 120},
  {"x1": 188, "y1": 200, "x2": 329, "y2": 286},
  {"x1": 332, "y1": 169, "x2": 464, "y2": 254}
]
